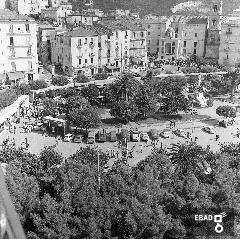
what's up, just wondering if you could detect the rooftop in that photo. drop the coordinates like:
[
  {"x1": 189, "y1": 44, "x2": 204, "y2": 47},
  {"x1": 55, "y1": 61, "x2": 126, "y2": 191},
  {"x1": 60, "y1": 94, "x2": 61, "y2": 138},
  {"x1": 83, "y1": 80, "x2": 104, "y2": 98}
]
[
  {"x1": 0, "y1": 9, "x2": 34, "y2": 21},
  {"x1": 65, "y1": 26, "x2": 98, "y2": 37}
]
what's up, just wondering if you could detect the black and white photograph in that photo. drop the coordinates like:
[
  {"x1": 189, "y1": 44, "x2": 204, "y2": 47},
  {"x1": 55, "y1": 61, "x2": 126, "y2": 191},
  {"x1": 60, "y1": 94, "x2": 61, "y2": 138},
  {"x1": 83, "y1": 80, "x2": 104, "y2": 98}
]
[{"x1": 0, "y1": 0, "x2": 239, "y2": 238}]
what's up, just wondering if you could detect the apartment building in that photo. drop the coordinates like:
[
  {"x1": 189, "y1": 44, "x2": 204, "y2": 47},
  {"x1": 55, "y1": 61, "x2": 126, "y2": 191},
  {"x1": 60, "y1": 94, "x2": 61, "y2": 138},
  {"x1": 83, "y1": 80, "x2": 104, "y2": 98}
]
[
  {"x1": 0, "y1": 10, "x2": 38, "y2": 84},
  {"x1": 8, "y1": 0, "x2": 48, "y2": 15}
]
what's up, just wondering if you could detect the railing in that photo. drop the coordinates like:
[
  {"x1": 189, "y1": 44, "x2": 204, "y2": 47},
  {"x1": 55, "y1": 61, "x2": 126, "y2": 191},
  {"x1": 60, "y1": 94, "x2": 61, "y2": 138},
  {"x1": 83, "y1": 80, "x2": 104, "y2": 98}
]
[
  {"x1": 89, "y1": 43, "x2": 95, "y2": 48},
  {"x1": 89, "y1": 53, "x2": 95, "y2": 57}
]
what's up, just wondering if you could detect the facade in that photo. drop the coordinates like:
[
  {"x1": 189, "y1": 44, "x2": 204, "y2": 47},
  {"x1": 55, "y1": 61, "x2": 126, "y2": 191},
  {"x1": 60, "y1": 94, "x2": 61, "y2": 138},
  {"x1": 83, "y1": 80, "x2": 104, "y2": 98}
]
[
  {"x1": 66, "y1": 12, "x2": 99, "y2": 26},
  {"x1": 219, "y1": 12, "x2": 240, "y2": 66},
  {"x1": 205, "y1": 0, "x2": 223, "y2": 61},
  {"x1": 0, "y1": 9, "x2": 38, "y2": 83},
  {"x1": 8, "y1": 0, "x2": 48, "y2": 15},
  {"x1": 141, "y1": 15, "x2": 169, "y2": 54}
]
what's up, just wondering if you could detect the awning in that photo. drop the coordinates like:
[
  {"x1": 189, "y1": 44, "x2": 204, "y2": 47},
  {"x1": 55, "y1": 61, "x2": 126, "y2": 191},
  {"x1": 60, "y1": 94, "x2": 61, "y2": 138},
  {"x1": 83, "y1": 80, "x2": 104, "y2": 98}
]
[{"x1": 7, "y1": 72, "x2": 24, "y2": 81}]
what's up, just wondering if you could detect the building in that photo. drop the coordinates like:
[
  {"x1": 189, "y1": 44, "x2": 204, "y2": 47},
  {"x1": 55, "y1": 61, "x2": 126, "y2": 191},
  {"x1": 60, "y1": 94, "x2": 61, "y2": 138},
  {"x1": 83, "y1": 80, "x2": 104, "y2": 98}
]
[
  {"x1": 205, "y1": 0, "x2": 223, "y2": 61},
  {"x1": 8, "y1": 0, "x2": 49, "y2": 15},
  {"x1": 66, "y1": 12, "x2": 99, "y2": 26},
  {"x1": 141, "y1": 15, "x2": 170, "y2": 55},
  {"x1": 41, "y1": 3, "x2": 72, "y2": 23},
  {"x1": 0, "y1": 9, "x2": 39, "y2": 84},
  {"x1": 219, "y1": 11, "x2": 240, "y2": 66}
]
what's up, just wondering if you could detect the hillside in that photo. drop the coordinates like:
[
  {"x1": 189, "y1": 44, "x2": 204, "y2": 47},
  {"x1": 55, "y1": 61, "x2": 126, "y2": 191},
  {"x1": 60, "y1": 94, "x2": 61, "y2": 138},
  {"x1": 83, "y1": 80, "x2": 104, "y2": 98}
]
[{"x1": 81, "y1": 0, "x2": 240, "y2": 16}]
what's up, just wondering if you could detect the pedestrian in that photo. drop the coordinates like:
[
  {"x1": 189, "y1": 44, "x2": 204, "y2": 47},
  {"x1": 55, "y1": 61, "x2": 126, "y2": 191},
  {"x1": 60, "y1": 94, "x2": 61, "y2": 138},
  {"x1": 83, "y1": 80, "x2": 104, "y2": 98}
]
[
  {"x1": 194, "y1": 136, "x2": 198, "y2": 142},
  {"x1": 116, "y1": 151, "x2": 119, "y2": 159},
  {"x1": 215, "y1": 135, "x2": 219, "y2": 141},
  {"x1": 237, "y1": 128, "x2": 240, "y2": 138},
  {"x1": 187, "y1": 132, "x2": 190, "y2": 139},
  {"x1": 13, "y1": 125, "x2": 16, "y2": 134},
  {"x1": 113, "y1": 150, "x2": 115, "y2": 158}
]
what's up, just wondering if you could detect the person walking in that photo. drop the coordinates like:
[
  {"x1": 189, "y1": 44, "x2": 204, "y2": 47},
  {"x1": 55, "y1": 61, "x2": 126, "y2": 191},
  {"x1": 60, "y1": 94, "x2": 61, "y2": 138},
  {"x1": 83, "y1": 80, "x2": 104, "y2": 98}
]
[
  {"x1": 140, "y1": 144, "x2": 143, "y2": 153},
  {"x1": 116, "y1": 151, "x2": 119, "y2": 159},
  {"x1": 13, "y1": 125, "x2": 16, "y2": 134},
  {"x1": 215, "y1": 135, "x2": 219, "y2": 141}
]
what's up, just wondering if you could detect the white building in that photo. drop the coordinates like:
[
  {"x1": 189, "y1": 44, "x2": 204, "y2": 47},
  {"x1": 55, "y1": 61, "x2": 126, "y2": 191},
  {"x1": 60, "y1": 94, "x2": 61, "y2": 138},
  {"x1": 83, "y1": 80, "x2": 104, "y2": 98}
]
[
  {"x1": 66, "y1": 12, "x2": 99, "y2": 26},
  {"x1": 0, "y1": 9, "x2": 38, "y2": 84}
]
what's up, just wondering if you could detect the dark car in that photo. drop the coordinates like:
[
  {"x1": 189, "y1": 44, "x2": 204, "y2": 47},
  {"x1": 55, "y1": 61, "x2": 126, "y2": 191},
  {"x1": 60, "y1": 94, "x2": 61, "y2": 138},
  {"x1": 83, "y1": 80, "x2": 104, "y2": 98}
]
[{"x1": 96, "y1": 129, "x2": 107, "y2": 142}]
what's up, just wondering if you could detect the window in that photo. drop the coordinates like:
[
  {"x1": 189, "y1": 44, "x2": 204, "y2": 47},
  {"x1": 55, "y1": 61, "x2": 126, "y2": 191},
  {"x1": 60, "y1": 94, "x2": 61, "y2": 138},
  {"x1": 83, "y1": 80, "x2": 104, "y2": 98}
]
[
  {"x1": 193, "y1": 49, "x2": 197, "y2": 54},
  {"x1": 28, "y1": 61, "x2": 32, "y2": 70},
  {"x1": 212, "y1": 19, "x2": 216, "y2": 26},
  {"x1": 157, "y1": 47, "x2": 159, "y2": 52},
  {"x1": 194, "y1": 42, "x2": 197, "y2": 47},
  {"x1": 148, "y1": 25, "x2": 151, "y2": 29},
  {"x1": 116, "y1": 61, "x2": 118, "y2": 67},
  {"x1": 79, "y1": 59, "x2": 81, "y2": 65},
  {"x1": 183, "y1": 48, "x2": 186, "y2": 54},
  {"x1": 10, "y1": 37, "x2": 13, "y2": 45},
  {"x1": 85, "y1": 59, "x2": 87, "y2": 63},
  {"x1": 183, "y1": 41, "x2": 186, "y2": 47},
  {"x1": 25, "y1": 24, "x2": 30, "y2": 32},
  {"x1": 91, "y1": 58, "x2": 93, "y2": 63},
  {"x1": 140, "y1": 32, "x2": 144, "y2": 37},
  {"x1": 27, "y1": 47, "x2": 31, "y2": 55},
  {"x1": 195, "y1": 33, "x2": 197, "y2": 37},
  {"x1": 9, "y1": 24, "x2": 13, "y2": 32},
  {"x1": 85, "y1": 38, "x2": 87, "y2": 44},
  {"x1": 157, "y1": 40, "x2": 159, "y2": 46},
  {"x1": 116, "y1": 32, "x2": 118, "y2": 38},
  {"x1": 133, "y1": 32, "x2": 136, "y2": 38},
  {"x1": 78, "y1": 39, "x2": 81, "y2": 46},
  {"x1": 162, "y1": 41, "x2": 164, "y2": 46},
  {"x1": 148, "y1": 32, "x2": 150, "y2": 36},
  {"x1": 213, "y1": 4, "x2": 218, "y2": 12}
]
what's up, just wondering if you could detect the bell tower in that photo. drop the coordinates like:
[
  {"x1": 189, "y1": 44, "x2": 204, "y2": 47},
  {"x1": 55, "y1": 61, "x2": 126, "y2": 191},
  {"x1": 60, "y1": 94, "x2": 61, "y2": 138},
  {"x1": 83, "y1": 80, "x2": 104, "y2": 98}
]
[{"x1": 205, "y1": 0, "x2": 223, "y2": 61}]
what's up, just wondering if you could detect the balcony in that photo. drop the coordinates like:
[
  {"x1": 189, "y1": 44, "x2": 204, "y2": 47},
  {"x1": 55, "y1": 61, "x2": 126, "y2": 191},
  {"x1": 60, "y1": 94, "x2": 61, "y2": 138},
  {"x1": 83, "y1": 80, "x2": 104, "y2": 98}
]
[
  {"x1": 89, "y1": 53, "x2": 95, "y2": 57},
  {"x1": 130, "y1": 47, "x2": 145, "y2": 50},
  {"x1": 77, "y1": 54, "x2": 83, "y2": 59},
  {"x1": 226, "y1": 30, "x2": 232, "y2": 34},
  {"x1": 8, "y1": 42, "x2": 32, "y2": 48},
  {"x1": 7, "y1": 30, "x2": 31, "y2": 36}
]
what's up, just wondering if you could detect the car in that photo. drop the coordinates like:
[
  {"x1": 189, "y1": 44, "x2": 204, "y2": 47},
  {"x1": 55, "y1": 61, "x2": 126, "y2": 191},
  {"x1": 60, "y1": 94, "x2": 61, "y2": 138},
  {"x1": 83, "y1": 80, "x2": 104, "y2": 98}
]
[
  {"x1": 96, "y1": 129, "x2": 107, "y2": 142},
  {"x1": 149, "y1": 129, "x2": 159, "y2": 140},
  {"x1": 174, "y1": 129, "x2": 187, "y2": 138},
  {"x1": 140, "y1": 132, "x2": 149, "y2": 142},
  {"x1": 130, "y1": 130, "x2": 140, "y2": 142},
  {"x1": 87, "y1": 131, "x2": 95, "y2": 144},
  {"x1": 63, "y1": 133, "x2": 73, "y2": 142},
  {"x1": 202, "y1": 126, "x2": 215, "y2": 134},
  {"x1": 33, "y1": 122, "x2": 43, "y2": 131},
  {"x1": 109, "y1": 131, "x2": 117, "y2": 142},
  {"x1": 160, "y1": 129, "x2": 171, "y2": 138},
  {"x1": 73, "y1": 134, "x2": 83, "y2": 143}
]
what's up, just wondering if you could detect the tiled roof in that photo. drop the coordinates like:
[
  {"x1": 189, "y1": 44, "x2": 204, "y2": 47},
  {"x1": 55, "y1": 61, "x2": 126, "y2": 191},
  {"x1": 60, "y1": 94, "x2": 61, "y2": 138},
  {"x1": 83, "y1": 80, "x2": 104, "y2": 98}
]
[
  {"x1": 0, "y1": 9, "x2": 33, "y2": 21},
  {"x1": 187, "y1": 16, "x2": 208, "y2": 24},
  {"x1": 65, "y1": 26, "x2": 98, "y2": 37}
]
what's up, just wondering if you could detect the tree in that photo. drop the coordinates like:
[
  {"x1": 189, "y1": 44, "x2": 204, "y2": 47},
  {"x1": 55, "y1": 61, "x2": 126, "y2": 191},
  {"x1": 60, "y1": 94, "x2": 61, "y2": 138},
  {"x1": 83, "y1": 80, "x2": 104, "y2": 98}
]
[
  {"x1": 0, "y1": 89, "x2": 18, "y2": 110},
  {"x1": 94, "y1": 73, "x2": 108, "y2": 81},
  {"x1": 17, "y1": 83, "x2": 31, "y2": 95},
  {"x1": 158, "y1": 76, "x2": 190, "y2": 114},
  {"x1": 81, "y1": 85, "x2": 99, "y2": 105},
  {"x1": 51, "y1": 76, "x2": 69, "y2": 86},
  {"x1": 68, "y1": 106, "x2": 101, "y2": 131},
  {"x1": 225, "y1": 69, "x2": 240, "y2": 98},
  {"x1": 216, "y1": 105, "x2": 236, "y2": 118},
  {"x1": 42, "y1": 98, "x2": 59, "y2": 117},
  {"x1": 64, "y1": 95, "x2": 89, "y2": 115},
  {"x1": 110, "y1": 100, "x2": 139, "y2": 123},
  {"x1": 30, "y1": 80, "x2": 48, "y2": 90},
  {"x1": 74, "y1": 74, "x2": 90, "y2": 83}
]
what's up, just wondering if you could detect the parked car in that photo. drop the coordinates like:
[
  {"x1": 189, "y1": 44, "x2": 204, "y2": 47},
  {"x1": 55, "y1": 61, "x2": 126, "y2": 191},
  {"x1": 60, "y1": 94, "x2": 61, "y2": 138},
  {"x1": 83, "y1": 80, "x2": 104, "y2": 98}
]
[
  {"x1": 140, "y1": 132, "x2": 149, "y2": 142},
  {"x1": 121, "y1": 129, "x2": 130, "y2": 141},
  {"x1": 130, "y1": 130, "x2": 140, "y2": 142},
  {"x1": 87, "y1": 131, "x2": 95, "y2": 144},
  {"x1": 149, "y1": 129, "x2": 159, "y2": 140},
  {"x1": 160, "y1": 129, "x2": 171, "y2": 138},
  {"x1": 109, "y1": 131, "x2": 117, "y2": 142},
  {"x1": 202, "y1": 126, "x2": 215, "y2": 134},
  {"x1": 174, "y1": 129, "x2": 187, "y2": 138},
  {"x1": 63, "y1": 133, "x2": 73, "y2": 142},
  {"x1": 33, "y1": 122, "x2": 43, "y2": 131},
  {"x1": 96, "y1": 129, "x2": 107, "y2": 142},
  {"x1": 73, "y1": 134, "x2": 83, "y2": 143}
]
